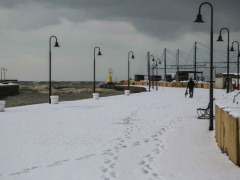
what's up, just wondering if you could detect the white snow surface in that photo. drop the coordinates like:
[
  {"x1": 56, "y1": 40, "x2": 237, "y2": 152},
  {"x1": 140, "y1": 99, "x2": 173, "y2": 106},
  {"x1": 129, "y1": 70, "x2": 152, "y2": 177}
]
[
  {"x1": 0, "y1": 87, "x2": 240, "y2": 180},
  {"x1": 216, "y1": 90, "x2": 240, "y2": 118}
]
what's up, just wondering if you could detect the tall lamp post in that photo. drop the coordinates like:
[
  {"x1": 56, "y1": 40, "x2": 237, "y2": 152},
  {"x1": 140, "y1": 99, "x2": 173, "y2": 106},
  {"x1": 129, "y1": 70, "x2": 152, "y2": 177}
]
[
  {"x1": 93, "y1": 47, "x2": 102, "y2": 93},
  {"x1": 0, "y1": 68, "x2": 2, "y2": 82},
  {"x1": 49, "y1": 35, "x2": 60, "y2": 104},
  {"x1": 194, "y1": 2, "x2": 214, "y2": 131},
  {"x1": 230, "y1": 41, "x2": 240, "y2": 90},
  {"x1": 128, "y1": 51, "x2": 135, "y2": 90},
  {"x1": 149, "y1": 55, "x2": 155, "y2": 90},
  {"x1": 3, "y1": 68, "x2": 7, "y2": 82},
  {"x1": 217, "y1": 28, "x2": 230, "y2": 93},
  {"x1": 214, "y1": 65, "x2": 217, "y2": 76},
  {"x1": 151, "y1": 61, "x2": 155, "y2": 89},
  {"x1": 155, "y1": 58, "x2": 161, "y2": 90}
]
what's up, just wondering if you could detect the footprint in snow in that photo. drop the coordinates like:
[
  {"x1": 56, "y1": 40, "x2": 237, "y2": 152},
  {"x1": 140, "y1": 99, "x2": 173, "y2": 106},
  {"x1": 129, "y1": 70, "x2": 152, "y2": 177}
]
[
  {"x1": 113, "y1": 156, "x2": 119, "y2": 160},
  {"x1": 100, "y1": 167, "x2": 108, "y2": 172},
  {"x1": 111, "y1": 172, "x2": 117, "y2": 178},
  {"x1": 133, "y1": 141, "x2": 140, "y2": 146},
  {"x1": 142, "y1": 168, "x2": 149, "y2": 174},
  {"x1": 104, "y1": 159, "x2": 111, "y2": 164},
  {"x1": 101, "y1": 175, "x2": 110, "y2": 180},
  {"x1": 109, "y1": 163, "x2": 115, "y2": 168}
]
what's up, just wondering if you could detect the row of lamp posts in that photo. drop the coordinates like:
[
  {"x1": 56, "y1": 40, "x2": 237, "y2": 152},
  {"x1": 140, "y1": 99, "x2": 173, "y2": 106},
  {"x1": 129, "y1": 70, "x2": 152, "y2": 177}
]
[
  {"x1": 194, "y1": 2, "x2": 240, "y2": 131},
  {"x1": 154, "y1": 58, "x2": 161, "y2": 91},
  {"x1": 230, "y1": 42, "x2": 240, "y2": 90},
  {"x1": 217, "y1": 30, "x2": 240, "y2": 92},
  {"x1": 49, "y1": 35, "x2": 137, "y2": 103},
  {"x1": 37, "y1": 3, "x2": 240, "y2": 119},
  {"x1": 149, "y1": 56, "x2": 161, "y2": 91}
]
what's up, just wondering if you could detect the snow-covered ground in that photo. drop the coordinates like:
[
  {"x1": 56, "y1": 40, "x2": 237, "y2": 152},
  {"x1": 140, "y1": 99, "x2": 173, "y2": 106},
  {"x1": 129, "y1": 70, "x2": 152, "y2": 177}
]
[{"x1": 0, "y1": 87, "x2": 240, "y2": 180}]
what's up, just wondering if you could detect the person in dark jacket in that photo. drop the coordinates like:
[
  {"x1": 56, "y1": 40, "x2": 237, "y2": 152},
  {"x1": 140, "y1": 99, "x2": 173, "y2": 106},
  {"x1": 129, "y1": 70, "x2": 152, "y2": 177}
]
[{"x1": 187, "y1": 78, "x2": 195, "y2": 98}]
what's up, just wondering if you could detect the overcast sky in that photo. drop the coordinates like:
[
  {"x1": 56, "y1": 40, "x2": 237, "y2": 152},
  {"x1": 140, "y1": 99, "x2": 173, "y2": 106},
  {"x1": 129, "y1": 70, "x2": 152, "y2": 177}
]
[{"x1": 0, "y1": 0, "x2": 239, "y2": 81}]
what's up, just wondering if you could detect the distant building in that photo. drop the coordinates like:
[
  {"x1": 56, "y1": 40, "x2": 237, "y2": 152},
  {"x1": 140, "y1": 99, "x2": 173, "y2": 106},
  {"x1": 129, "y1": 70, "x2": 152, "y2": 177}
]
[{"x1": 215, "y1": 73, "x2": 238, "y2": 89}]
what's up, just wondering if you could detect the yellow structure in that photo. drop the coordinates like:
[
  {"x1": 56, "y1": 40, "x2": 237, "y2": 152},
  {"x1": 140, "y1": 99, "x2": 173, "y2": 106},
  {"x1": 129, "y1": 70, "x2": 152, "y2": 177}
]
[{"x1": 108, "y1": 68, "x2": 113, "y2": 83}]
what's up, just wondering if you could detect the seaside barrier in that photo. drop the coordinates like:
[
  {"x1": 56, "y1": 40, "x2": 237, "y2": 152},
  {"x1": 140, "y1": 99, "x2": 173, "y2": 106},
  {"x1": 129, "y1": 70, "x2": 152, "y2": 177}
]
[
  {"x1": 0, "y1": 84, "x2": 19, "y2": 97},
  {"x1": 215, "y1": 92, "x2": 240, "y2": 166},
  {"x1": 119, "y1": 81, "x2": 215, "y2": 89},
  {"x1": 100, "y1": 84, "x2": 146, "y2": 93}
]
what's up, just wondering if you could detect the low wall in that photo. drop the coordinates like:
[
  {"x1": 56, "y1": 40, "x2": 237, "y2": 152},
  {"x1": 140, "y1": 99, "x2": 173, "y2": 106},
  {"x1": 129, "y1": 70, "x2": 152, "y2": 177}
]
[
  {"x1": 0, "y1": 84, "x2": 19, "y2": 97},
  {"x1": 119, "y1": 81, "x2": 215, "y2": 89},
  {"x1": 215, "y1": 92, "x2": 240, "y2": 166},
  {"x1": 100, "y1": 84, "x2": 146, "y2": 93}
]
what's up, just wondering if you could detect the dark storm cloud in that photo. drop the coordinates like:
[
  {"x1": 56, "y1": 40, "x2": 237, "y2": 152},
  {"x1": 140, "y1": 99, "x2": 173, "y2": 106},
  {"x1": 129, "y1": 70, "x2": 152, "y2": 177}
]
[{"x1": 0, "y1": 0, "x2": 239, "y2": 40}]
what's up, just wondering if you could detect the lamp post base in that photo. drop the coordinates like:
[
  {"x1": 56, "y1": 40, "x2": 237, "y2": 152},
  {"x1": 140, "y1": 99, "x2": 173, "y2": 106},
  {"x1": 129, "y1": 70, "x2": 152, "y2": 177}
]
[
  {"x1": 125, "y1": 90, "x2": 130, "y2": 96},
  {"x1": 93, "y1": 93, "x2": 99, "y2": 100},
  {"x1": 0, "y1": 101, "x2": 6, "y2": 112},
  {"x1": 50, "y1": 96, "x2": 59, "y2": 104}
]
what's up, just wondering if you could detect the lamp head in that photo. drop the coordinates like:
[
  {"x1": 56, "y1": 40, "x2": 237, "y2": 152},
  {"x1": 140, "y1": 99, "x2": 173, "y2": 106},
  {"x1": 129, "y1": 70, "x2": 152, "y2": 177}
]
[
  {"x1": 132, "y1": 54, "x2": 135, "y2": 59},
  {"x1": 217, "y1": 35, "x2": 223, "y2": 42},
  {"x1": 98, "y1": 51, "x2": 102, "y2": 56},
  {"x1": 230, "y1": 46, "x2": 235, "y2": 52},
  {"x1": 194, "y1": 14, "x2": 204, "y2": 23},
  {"x1": 54, "y1": 41, "x2": 60, "y2": 47}
]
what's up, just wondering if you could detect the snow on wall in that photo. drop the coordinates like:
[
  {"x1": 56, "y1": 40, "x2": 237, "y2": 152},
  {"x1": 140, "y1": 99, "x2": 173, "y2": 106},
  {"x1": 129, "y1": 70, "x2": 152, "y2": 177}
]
[{"x1": 215, "y1": 90, "x2": 240, "y2": 118}]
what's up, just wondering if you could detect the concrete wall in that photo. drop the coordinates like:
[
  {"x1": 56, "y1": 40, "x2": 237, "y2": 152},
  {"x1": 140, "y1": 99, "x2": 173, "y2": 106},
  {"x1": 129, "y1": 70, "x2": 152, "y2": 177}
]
[
  {"x1": 0, "y1": 84, "x2": 19, "y2": 97},
  {"x1": 215, "y1": 105, "x2": 240, "y2": 166}
]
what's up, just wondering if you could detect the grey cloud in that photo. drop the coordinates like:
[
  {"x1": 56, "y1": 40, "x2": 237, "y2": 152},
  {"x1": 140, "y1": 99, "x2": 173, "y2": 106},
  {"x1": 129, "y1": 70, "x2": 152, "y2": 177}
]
[{"x1": 0, "y1": 0, "x2": 239, "y2": 40}]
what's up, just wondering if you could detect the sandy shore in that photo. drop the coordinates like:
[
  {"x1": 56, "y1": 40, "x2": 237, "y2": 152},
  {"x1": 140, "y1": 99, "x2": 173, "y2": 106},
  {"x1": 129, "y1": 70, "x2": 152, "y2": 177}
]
[{"x1": 2, "y1": 82, "x2": 124, "y2": 107}]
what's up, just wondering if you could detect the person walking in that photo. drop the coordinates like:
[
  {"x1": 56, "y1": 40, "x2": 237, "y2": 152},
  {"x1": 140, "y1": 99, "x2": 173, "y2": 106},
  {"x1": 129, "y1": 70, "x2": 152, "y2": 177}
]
[{"x1": 187, "y1": 78, "x2": 195, "y2": 98}]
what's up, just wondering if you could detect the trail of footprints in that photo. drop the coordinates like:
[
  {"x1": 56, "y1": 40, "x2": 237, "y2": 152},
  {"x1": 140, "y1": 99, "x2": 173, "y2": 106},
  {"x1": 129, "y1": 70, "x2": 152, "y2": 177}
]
[
  {"x1": 139, "y1": 119, "x2": 181, "y2": 179},
  {"x1": 7, "y1": 112, "x2": 138, "y2": 179},
  {"x1": 7, "y1": 110, "x2": 181, "y2": 180},
  {"x1": 7, "y1": 154, "x2": 96, "y2": 177},
  {"x1": 100, "y1": 112, "x2": 138, "y2": 180},
  {"x1": 100, "y1": 111, "x2": 181, "y2": 180}
]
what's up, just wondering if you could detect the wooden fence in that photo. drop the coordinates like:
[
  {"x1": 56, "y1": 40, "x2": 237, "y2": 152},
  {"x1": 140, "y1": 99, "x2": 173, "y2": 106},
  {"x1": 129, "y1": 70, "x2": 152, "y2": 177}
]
[
  {"x1": 119, "y1": 81, "x2": 215, "y2": 89},
  {"x1": 215, "y1": 105, "x2": 240, "y2": 166}
]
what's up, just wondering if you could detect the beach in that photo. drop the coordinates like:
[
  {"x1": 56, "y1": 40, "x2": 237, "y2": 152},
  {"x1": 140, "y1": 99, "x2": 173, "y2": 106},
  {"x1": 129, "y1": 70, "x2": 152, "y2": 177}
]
[{"x1": 2, "y1": 81, "x2": 124, "y2": 107}]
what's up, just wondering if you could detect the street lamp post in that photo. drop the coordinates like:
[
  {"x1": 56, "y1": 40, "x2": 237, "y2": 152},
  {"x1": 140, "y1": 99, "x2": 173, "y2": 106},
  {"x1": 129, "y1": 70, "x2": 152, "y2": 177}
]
[
  {"x1": 3, "y1": 68, "x2": 7, "y2": 82},
  {"x1": 49, "y1": 35, "x2": 60, "y2": 104},
  {"x1": 194, "y1": 2, "x2": 214, "y2": 131},
  {"x1": 194, "y1": 42, "x2": 197, "y2": 80},
  {"x1": 155, "y1": 58, "x2": 161, "y2": 90},
  {"x1": 93, "y1": 47, "x2": 102, "y2": 93},
  {"x1": 214, "y1": 65, "x2": 217, "y2": 76},
  {"x1": 217, "y1": 28, "x2": 230, "y2": 93},
  {"x1": 230, "y1": 41, "x2": 240, "y2": 90},
  {"x1": 1, "y1": 67, "x2": 5, "y2": 82},
  {"x1": 149, "y1": 55, "x2": 155, "y2": 90},
  {"x1": 152, "y1": 63, "x2": 155, "y2": 89},
  {"x1": 147, "y1": 52, "x2": 150, "y2": 92},
  {"x1": 128, "y1": 51, "x2": 135, "y2": 90}
]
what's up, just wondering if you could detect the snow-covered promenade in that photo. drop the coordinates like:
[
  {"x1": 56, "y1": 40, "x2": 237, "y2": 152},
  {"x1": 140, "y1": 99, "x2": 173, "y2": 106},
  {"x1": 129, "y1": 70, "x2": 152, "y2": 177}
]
[{"x1": 1, "y1": 87, "x2": 240, "y2": 180}]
